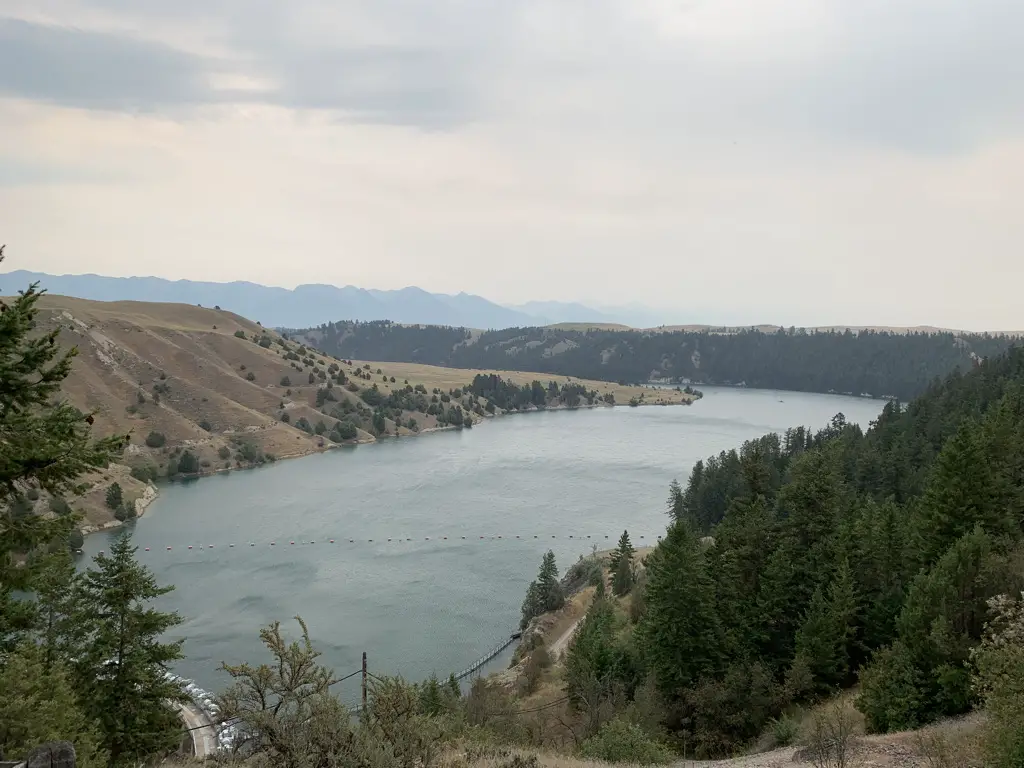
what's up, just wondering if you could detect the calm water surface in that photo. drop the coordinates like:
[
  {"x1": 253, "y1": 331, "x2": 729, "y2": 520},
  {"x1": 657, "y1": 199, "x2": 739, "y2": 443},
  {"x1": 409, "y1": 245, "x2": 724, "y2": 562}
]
[{"x1": 80, "y1": 387, "x2": 883, "y2": 700}]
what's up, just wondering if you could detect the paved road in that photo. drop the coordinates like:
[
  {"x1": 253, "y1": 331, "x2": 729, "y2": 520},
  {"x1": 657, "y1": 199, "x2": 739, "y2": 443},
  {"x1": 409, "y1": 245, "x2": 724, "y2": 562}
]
[{"x1": 177, "y1": 701, "x2": 217, "y2": 759}]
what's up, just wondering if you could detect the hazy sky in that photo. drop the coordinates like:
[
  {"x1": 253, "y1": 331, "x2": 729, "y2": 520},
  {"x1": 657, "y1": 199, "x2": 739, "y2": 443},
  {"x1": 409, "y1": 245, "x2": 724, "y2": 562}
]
[{"x1": 1, "y1": 1, "x2": 1022, "y2": 329}]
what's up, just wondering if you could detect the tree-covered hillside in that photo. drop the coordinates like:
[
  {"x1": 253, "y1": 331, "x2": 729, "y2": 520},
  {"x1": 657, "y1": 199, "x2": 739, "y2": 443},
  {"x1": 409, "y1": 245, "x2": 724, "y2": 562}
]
[
  {"x1": 553, "y1": 345, "x2": 1024, "y2": 758},
  {"x1": 298, "y1": 320, "x2": 1016, "y2": 400}
]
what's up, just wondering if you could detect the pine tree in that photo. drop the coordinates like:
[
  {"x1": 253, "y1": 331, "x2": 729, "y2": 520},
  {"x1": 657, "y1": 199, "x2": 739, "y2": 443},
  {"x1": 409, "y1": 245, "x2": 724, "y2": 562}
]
[
  {"x1": 565, "y1": 589, "x2": 617, "y2": 711},
  {"x1": 520, "y1": 581, "x2": 542, "y2": 630},
  {"x1": 0, "y1": 643, "x2": 108, "y2": 767},
  {"x1": 639, "y1": 520, "x2": 724, "y2": 699},
  {"x1": 1, "y1": 249, "x2": 126, "y2": 648},
  {"x1": 667, "y1": 478, "x2": 685, "y2": 521},
  {"x1": 915, "y1": 422, "x2": 1003, "y2": 565},
  {"x1": 792, "y1": 559, "x2": 858, "y2": 693},
  {"x1": 32, "y1": 549, "x2": 86, "y2": 672},
  {"x1": 612, "y1": 552, "x2": 634, "y2": 597},
  {"x1": 608, "y1": 529, "x2": 635, "y2": 574},
  {"x1": 74, "y1": 532, "x2": 186, "y2": 766},
  {"x1": 538, "y1": 550, "x2": 564, "y2": 612},
  {"x1": 104, "y1": 482, "x2": 123, "y2": 510}
]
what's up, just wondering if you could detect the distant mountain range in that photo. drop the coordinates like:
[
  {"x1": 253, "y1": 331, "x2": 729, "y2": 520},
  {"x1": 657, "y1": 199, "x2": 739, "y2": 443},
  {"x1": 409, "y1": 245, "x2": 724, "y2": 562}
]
[{"x1": 0, "y1": 270, "x2": 648, "y2": 329}]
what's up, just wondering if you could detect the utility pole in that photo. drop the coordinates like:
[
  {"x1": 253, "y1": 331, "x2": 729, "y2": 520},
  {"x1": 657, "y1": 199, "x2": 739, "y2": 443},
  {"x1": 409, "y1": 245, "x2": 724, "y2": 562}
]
[{"x1": 361, "y1": 651, "x2": 368, "y2": 717}]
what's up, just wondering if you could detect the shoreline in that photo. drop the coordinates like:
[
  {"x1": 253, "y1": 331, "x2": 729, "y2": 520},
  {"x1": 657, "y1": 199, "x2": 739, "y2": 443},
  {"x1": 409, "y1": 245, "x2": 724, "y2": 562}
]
[{"x1": 80, "y1": 398, "x2": 693, "y2": 539}]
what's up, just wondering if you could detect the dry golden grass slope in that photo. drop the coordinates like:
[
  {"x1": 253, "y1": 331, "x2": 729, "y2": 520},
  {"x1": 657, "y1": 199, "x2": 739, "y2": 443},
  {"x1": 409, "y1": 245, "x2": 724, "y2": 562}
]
[{"x1": 23, "y1": 295, "x2": 692, "y2": 530}]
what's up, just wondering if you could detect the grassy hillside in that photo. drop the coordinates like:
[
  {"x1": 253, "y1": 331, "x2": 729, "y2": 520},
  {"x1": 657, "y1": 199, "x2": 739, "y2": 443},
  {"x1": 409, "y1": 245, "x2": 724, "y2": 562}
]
[{"x1": 24, "y1": 295, "x2": 689, "y2": 528}]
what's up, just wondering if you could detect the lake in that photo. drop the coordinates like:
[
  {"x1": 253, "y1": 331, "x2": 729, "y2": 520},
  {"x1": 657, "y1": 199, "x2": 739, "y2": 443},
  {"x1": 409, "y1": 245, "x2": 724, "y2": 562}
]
[{"x1": 79, "y1": 386, "x2": 884, "y2": 702}]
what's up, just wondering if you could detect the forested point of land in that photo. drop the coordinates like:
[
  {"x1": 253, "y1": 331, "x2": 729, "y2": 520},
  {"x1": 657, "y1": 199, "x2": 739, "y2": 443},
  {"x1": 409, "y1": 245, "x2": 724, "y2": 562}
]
[
  {"x1": 296, "y1": 320, "x2": 1017, "y2": 400},
  {"x1": 551, "y1": 343, "x2": 1024, "y2": 758}
]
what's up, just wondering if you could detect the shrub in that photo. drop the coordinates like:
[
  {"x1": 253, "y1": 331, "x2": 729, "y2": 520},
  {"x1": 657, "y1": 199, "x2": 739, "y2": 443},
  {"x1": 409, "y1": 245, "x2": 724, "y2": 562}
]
[
  {"x1": 234, "y1": 330, "x2": 247, "y2": 338},
  {"x1": 137, "y1": 390, "x2": 146, "y2": 404},
  {"x1": 280, "y1": 375, "x2": 292, "y2": 387},
  {"x1": 25, "y1": 487, "x2": 39, "y2": 501},
  {"x1": 280, "y1": 412, "x2": 291, "y2": 423},
  {"x1": 49, "y1": 496, "x2": 72, "y2": 516},
  {"x1": 331, "y1": 421, "x2": 358, "y2": 441},
  {"x1": 199, "y1": 419, "x2": 212, "y2": 432},
  {"x1": 971, "y1": 593, "x2": 1024, "y2": 768},
  {"x1": 768, "y1": 713, "x2": 800, "y2": 748},
  {"x1": 245, "y1": 371, "x2": 256, "y2": 382},
  {"x1": 579, "y1": 719, "x2": 673, "y2": 764},
  {"x1": 218, "y1": 446, "x2": 231, "y2": 460},
  {"x1": 308, "y1": 372, "x2": 316, "y2": 384},
  {"x1": 295, "y1": 417, "x2": 313, "y2": 434},
  {"x1": 259, "y1": 336, "x2": 273, "y2": 348},
  {"x1": 129, "y1": 466, "x2": 156, "y2": 483},
  {"x1": 360, "y1": 387, "x2": 384, "y2": 406},
  {"x1": 145, "y1": 431, "x2": 166, "y2": 448}
]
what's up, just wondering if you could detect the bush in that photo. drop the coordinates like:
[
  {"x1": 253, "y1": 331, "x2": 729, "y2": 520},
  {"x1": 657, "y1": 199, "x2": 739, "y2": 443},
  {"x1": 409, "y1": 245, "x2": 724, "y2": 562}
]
[
  {"x1": 130, "y1": 465, "x2": 156, "y2": 483},
  {"x1": 280, "y1": 412, "x2": 291, "y2": 423},
  {"x1": 199, "y1": 419, "x2": 212, "y2": 431},
  {"x1": 331, "y1": 421, "x2": 358, "y2": 442},
  {"x1": 49, "y1": 496, "x2": 72, "y2": 516},
  {"x1": 245, "y1": 371, "x2": 256, "y2": 382},
  {"x1": 67, "y1": 529, "x2": 84, "y2": 550},
  {"x1": 768, "y1": 713, "x2": 800, "y2": 748},
  {"x1": 280, "y1": 375, "x2": 292, "y2": 387},
  {"x1": 579, "y1": 719, "x2": 673, "y2": 764},
  {"x1": 218, "y1": 446, "x2": 231, "y2": 460},
  {"x1": 259, "y1": 336, "x2": 273, "y2": 348},
  {"x1": 971, "y1": 594, "x2": 1024, "y2": 768},
  {"x1": 234, "y1": 330, "x2": 247, "y2": 338},
  {"x1": 26, "y1": 487, "x2": 39, "y2": 501},
  {"x1": 145, "y1": 431, "x2": 166, "y2": 448}
]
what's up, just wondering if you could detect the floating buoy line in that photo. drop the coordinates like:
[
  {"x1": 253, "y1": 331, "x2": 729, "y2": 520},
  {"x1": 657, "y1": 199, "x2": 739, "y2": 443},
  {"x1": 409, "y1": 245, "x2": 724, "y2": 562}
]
[{"x1": 89, "y1": 533, "x2": 661, "y2": 556}]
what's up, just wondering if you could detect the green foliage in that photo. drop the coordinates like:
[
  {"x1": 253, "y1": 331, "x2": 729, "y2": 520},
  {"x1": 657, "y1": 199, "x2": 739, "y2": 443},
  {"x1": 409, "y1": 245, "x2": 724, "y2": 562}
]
[
  {"x1": 1, "y1": 255, "x2": 126, "y2": 646},
  {"x1": 609, "y1": 530, "x2": 636, "y2": 597},
  {"x1": 245, "y1": 370, "x2": 256, "y2": 381},
  {"x1": 793, "y1": 559, "x2": 858, "y2": 693},
  {"x1": 639, "y1": 520, "x2": 723, "y2": 700},
  {"x1": 144, "y1": 430, "x2": 166, "y2": 448},
  {"x1": 48, "y1": 495, "x2": 72, "y2": 515},
  {"x1": 280, "y1": 375, "x2": 292, "y2": 386},
  {"x1": 234, "y1": 329, "x2": 247, "y2": 338},
  {"x1": 198, "y1": 418, "x2": 212, "y2": 431},
  {"x1": 129, "y1": 465, "x2": 156, "y2": 483},
  {"x1": 520, "y1": 551, "x2": 565, "y2": 630},
  {"x1": 0, "y1": 643, "x2": 108, "y2": 767},
  {"x1": 74, "y1": 533, "x2": 186, "y2": 765},
  {"x1": 105, "y1": 482, "x2": 123, "y2": 510},
  {"x1": 971, "y1": 593, "x2": 1024, "y2": 768},
  {"x1": 217, "y1": 445, "x2": 231, "y2": 460},
  {"x1": 578, "y1": 718, "x2": 673, "y2": 764},
  {"x1": 177, "y1": 449, "x2": 200, "y2": 474}
]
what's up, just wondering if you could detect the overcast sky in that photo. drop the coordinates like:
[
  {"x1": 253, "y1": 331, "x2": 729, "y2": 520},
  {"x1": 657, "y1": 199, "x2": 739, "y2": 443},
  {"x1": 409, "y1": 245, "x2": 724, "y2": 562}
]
[{"x1": 1, "y1": 1, "x2": 1022, "y2": 329}]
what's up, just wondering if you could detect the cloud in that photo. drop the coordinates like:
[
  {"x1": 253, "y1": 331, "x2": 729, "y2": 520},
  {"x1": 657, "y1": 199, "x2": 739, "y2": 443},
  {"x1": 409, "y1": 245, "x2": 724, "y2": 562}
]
[
  {"x1": 0, "y1": 0, "x2": 1022, "y2": 329},
  {"x1": 0, "y1": 18, "x2": 213, "y2": 110}
]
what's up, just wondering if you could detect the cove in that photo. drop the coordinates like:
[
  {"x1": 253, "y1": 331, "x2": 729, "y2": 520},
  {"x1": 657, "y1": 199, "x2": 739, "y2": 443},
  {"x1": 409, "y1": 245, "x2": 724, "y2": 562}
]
[{"x1": 79, "y1": 386, "x2": 884, "y2": 700}]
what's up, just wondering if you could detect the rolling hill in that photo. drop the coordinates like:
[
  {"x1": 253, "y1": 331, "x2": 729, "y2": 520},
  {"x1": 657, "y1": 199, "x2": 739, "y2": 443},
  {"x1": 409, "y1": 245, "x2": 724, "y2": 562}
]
[{"x1": 19, "y1": 294, "x2": 688, "y2": 529}]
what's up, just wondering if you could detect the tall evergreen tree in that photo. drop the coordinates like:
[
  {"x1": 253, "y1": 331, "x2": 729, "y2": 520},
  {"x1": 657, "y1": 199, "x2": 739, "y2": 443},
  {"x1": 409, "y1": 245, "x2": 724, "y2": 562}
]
[
  {"x1": 667, "y1": 478, "x2": 685, "y2": 521},
  {"x1": 792, "y1": 559, "x2": 858, "y2": 693},
  {"x1": 75, "y1": 533, "x2": 186, "y2": 766},
  {"x1": 1, "y1": 249, "x2": 125, "y2": 648},
  {"x1": 609, "y1": 530, "x2": 636, "y2": 596},
  {"x1": 915, "y1": 421, "x2": 1005, "y2": 565},
  {"x1": 639, "y1": 520, "x2": 723, "y2": 699},
  {"x1": 538, "y1": 550, "x2": 564, "y2": 612}
]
